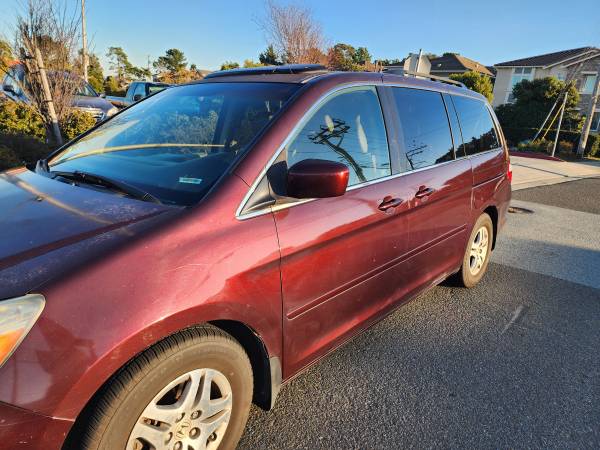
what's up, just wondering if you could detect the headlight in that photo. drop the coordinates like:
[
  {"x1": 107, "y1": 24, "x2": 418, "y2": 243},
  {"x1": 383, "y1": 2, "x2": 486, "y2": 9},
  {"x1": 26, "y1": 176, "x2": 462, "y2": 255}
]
[
  {"x1": 107, "y1": 106, "x2": 118, "y2": 117},
  {"x1": 0, "y1": 294, "x2": 45, "y2": 368}
]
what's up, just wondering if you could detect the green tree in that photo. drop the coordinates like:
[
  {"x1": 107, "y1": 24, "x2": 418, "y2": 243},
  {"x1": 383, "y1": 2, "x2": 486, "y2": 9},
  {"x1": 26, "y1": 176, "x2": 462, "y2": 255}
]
[
  {"x1": 259, "y1": 45, "x2": 281, "y2": 65},
  {"x1": 243, "y1": 59, "x2": 263, "y2": 68},
  {"x1": 376, "y1": 58, "x2": 402, "y2": 66},
  {"x1": 328, "y1": 43, "x2": 359, "y2": 71},
  {"x1": 353, "y1": 47, "x2": 371, "y2": 65},
  {"x1": 77, "y1": 52, "x2": 105, "y2": 92},
  {"x1": 449, "y1": 71, "x2": 494, "y2": 103},
  {"x1": 129, "y1": 66, "x2": 152, "y2": 80},
  {"x1": 88, "y1": 54, "x2": 104, "y2": 92},
  {"x1": 106, "y1": 46, "x2": 132, "y2": 83},
  {"x1": 220, "y1": 61, "x2": 239, "y2": 70},
  {"x1": 154, "y1": 48, "x2": 187, "y2": 74},
  {"x1": 327, "y1": 43, "x2": 373, "y2": 71},
  {"x1": 495, "y1": 77, "x2": 582, "y2": 136},
  {"x1": 103, "y1": 75, "x2": 123, "y2": 96}
]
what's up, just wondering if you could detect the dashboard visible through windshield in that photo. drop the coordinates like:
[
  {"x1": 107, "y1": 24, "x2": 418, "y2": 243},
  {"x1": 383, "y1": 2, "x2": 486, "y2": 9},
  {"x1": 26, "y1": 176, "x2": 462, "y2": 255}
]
[{"x1": 50, "y1": 82, "x2": 299, "y2": 206}]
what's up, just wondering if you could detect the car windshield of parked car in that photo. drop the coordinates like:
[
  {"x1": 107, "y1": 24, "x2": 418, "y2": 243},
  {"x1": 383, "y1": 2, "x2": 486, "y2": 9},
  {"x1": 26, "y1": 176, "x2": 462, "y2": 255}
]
[
  {"x1": 49, "y1": 82, "x2": 299, "y2": 206},
  {"x1": 75, "y1": 82, "x2": 98, "y2": 97},
  {"x1": 148, "y1": 85, "x2": 168, "y2": 95}
]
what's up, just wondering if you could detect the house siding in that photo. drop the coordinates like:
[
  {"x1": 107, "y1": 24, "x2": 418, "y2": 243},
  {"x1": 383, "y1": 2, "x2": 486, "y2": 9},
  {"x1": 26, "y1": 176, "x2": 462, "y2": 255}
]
[{"x1": 493, "y1": 54, "x2": 600, "y2": 112}]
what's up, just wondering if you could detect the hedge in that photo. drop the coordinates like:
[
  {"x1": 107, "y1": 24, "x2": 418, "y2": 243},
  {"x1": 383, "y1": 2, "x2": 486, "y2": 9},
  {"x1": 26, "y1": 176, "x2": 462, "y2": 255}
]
[
  {"x1": 502, "y1": 127, "x2": 600, "y2": 157},
  {"x1": 0, "y1": 100, "x2": 96, "y2": 171}
]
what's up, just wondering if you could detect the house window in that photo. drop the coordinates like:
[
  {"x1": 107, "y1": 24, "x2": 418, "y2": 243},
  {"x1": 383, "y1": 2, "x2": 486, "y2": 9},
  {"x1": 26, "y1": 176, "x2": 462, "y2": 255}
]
[
  {"x1": 581, "y1": 74, "x2": 597, "y2": 95},
  {"x1": 507, "y1": 67, "x2": 534, "y2": 102}
]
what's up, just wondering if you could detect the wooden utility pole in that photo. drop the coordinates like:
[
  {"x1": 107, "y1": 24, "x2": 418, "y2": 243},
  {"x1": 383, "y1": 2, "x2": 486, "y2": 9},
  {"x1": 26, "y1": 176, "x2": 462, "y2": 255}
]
[
  {"x1": 577, "y1": 65, "x2": 600, "y2": 157},
  {"x1": 551, "y1": 92, "x2": 568, "y2": 157},
  {"x1": 34, "y1": 46, "x2": 62, "y2": 146},
  {"x1": 81, "y1": 0, "x2": 89, "y2": 82}
]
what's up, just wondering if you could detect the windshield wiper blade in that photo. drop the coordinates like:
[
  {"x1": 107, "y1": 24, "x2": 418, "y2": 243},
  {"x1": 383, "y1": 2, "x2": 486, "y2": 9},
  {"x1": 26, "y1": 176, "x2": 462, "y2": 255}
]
[{"x1": 50, "y1": 170, "x2": 163, "y2": 204}]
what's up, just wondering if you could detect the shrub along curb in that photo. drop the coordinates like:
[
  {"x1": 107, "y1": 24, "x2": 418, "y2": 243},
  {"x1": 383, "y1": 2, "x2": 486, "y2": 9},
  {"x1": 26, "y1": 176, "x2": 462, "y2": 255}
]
[{"x1": 509, "y1": 150, "x2": 564, "y2": 162}]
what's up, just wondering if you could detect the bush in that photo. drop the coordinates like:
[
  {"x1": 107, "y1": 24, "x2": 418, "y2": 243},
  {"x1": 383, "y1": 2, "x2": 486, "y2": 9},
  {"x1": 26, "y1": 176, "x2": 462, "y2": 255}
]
[
  {"x1": 557, "y1": 140, "x2": 574, "y2": 154},
  {"x1": 0, "y1": 132, "x2": 50, "y2": 171},
  {"x1": 449, "y1": 71, "x2": 494, "y2": 103},
  {"x1": 60, "y1": 109, "x2": 96, "y2": 141},
  {"x1": 0, "y1": 101, "x2": 95, "y2": 171},
  {"x1": 0, "y1": 100, "x2": 46, "y2": 140},
  {"x1": 503, "y1": 126, "x2": 600, "y2": 156}
]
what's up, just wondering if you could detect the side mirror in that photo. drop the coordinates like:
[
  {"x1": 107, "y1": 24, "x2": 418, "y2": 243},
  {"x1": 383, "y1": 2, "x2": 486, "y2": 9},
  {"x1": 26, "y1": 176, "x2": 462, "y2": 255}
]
[
  {"x1": 287, "y1": 159, "x2": 349, "y2": 199},
  {"x1": 2, "y1": 84, "x2": 15, "y2": 94},
  {"x1": 99, "y1": 93, "x2": 106, "y2": 98},
  {"x1": 133, "y1": 93, "x2": 143, "y2": 102}
]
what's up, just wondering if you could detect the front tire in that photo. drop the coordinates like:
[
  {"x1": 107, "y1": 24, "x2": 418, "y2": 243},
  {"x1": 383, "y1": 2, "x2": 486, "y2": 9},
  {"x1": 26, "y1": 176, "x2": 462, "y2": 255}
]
[
  {"x1": 69, "y1": 325, "x2": 253, "y2": 450},
  {"x1": 456, "y1": 213, "x2": 493, "y2": 288}
]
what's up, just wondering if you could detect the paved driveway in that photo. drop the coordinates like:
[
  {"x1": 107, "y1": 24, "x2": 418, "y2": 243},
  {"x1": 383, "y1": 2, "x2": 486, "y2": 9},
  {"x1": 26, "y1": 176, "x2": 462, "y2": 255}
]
[{"x1": 238, "y1": 178, "x2": 600, "y2": 449}]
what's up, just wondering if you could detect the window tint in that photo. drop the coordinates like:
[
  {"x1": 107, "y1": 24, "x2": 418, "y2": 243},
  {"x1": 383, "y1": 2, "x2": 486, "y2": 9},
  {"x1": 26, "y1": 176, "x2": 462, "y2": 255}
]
[
  {"x1": 390, "y1": 88, "x2": 454, "y2": 171},
  {"x1": 451, "y1": 95, "x2": 499, "y2": 155},
  {"x1": 286, "y1": 86, "x2": 390, "y2": 186}
]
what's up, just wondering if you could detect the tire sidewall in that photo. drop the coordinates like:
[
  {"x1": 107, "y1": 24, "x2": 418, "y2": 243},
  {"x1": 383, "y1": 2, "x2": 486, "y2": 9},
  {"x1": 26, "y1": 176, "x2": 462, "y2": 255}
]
[
  {"x1": 461, "y1": 213, "x2": 493, "y2": 288},
  {"x1": 97, "y1": 339, "x2": 252, "y2": 450}
]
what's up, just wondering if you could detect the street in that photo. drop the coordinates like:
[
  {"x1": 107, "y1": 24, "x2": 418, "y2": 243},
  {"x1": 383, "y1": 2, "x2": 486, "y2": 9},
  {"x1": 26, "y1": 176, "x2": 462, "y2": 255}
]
[{"x1": 239, "y1": 175, "x2": 600, "y2": 449}]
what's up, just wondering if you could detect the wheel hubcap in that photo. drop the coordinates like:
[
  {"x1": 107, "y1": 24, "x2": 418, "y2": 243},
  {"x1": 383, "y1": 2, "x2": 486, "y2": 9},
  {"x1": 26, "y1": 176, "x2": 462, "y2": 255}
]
[
  {"x1": 127, "y1": 368, "x2": 233, "y2": 450},
  {"x1": 468, "y1": 226, "x2": 489, "y2": 276}
]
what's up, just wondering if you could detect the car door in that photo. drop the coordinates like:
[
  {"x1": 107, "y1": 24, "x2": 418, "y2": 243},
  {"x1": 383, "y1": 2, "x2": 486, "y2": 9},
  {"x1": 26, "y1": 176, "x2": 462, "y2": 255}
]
[
  {"x1": 385, "y1": 86, "x2": 473, "y2": 295},
  {"x1": 272, "y1": 85, "x2": 412, "y2": 377}
]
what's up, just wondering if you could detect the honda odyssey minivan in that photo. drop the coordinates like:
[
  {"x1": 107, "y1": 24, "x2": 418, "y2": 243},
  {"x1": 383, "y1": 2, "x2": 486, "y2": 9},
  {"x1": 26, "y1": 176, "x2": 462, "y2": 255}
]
[{"x1": 0, "y1": 64, "x2": 510, "y2": 450}]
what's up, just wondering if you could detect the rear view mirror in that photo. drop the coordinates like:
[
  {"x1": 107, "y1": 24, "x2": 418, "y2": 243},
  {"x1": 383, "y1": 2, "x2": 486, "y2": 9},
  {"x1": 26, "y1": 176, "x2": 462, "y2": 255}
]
[{"x1": 287, "y1": 159, "x2": 349, "y2": 199}]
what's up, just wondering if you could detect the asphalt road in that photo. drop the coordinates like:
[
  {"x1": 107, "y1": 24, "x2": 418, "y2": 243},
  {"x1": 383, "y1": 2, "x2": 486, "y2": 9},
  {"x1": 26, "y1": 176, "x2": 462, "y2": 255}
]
[{"x1": 238, "y1": 179, "x2": 600, "y2": 449}]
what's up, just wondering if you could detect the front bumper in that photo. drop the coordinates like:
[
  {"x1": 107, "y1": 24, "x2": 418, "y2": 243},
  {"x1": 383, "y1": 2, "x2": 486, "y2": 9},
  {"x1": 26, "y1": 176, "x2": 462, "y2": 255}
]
[{"x1": 0, "y1": 401, "x2": 73, "y2": 450}]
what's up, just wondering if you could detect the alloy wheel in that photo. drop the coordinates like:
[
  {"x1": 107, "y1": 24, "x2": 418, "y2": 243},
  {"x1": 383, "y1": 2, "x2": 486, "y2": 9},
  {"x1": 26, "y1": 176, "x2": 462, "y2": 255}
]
[
  {"x1": 127, "y1": 368, "x2": 233, "y2": 450},
  {"x1": 468, "y1": 226, "x2": 489, "y2": 276}
]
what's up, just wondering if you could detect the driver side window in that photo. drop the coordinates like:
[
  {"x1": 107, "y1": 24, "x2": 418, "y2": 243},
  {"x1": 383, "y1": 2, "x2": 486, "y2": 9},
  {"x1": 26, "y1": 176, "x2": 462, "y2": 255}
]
[{"x1": 286, "y1": 86, "x2": 391, "y2": 186}]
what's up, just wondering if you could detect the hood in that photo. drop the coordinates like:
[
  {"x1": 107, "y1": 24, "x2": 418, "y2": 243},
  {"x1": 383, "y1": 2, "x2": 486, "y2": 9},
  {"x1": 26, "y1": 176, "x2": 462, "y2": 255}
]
[
  {"x1": 0, "y1": 168, "x2": 177, "y2": 299},
  {"x1": 72, "y1": 95, "x2": 115, "y2": 114}
]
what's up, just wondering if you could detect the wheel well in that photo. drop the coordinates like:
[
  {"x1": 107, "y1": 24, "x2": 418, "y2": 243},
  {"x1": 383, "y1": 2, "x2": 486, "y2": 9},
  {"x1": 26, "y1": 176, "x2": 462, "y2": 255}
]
[
  {"x1": 483, "y1": 205, "x2": 498, "y2": 249},
  {"x1": 210, "y1": 320, "x2": 274, "y2": 411}
]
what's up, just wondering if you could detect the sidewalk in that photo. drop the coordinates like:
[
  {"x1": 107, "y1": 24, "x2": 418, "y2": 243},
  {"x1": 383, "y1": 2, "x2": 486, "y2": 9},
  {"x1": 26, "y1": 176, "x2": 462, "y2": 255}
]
[{"x1": 511, "y1": 156, "x2": 600, "y2": 190}]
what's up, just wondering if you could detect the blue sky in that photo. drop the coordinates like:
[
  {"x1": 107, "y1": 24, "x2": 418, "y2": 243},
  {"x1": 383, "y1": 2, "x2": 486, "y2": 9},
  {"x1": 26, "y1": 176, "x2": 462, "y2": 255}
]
[{"x1": 5, "y1": 0, "x2": 600, "y2": 73}]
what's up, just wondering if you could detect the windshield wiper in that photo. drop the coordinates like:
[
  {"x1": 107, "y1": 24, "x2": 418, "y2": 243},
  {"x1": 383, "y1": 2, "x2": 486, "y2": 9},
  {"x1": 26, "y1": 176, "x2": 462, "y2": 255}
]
[{"x1": 50, "y1": 169, "x2": 163, "y2": 204}]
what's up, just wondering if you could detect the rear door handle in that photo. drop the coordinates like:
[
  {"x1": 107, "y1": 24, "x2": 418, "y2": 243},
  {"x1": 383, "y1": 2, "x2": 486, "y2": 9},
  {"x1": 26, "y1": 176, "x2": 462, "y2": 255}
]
[
  {"x1": 415, "y1": 186, "x2": 435, "y2": 199},
  {"x1": 378, "y1": 196, "x2": 403, "y2": 211}
]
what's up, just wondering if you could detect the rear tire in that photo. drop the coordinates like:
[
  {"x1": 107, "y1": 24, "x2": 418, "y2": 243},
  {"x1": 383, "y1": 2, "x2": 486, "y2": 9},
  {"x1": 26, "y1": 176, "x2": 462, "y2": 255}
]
[
  {"x1": 455, "y1": 213, "x2": 493, "y2": 288},
  {"x1": 69, "y1": 325, "x2": 253, "y2": 450}
]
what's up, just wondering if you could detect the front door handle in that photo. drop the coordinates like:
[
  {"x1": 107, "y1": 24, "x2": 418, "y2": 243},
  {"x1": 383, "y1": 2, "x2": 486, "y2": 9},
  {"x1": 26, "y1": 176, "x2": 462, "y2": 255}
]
[
  {"x1": 378, "y1": 196, "x2": 403, "y2": 211},
  {"x1": 415, "y1": 185, "x2": 435, "y2": 199}
]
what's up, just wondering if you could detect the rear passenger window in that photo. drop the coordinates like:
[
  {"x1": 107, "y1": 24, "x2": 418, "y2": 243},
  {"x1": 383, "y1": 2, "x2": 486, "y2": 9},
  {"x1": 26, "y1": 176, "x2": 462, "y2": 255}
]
[
  {"x1": 390, "y1": 88, "x2": 454, "y2": 171},
  {"x1": 286, "y1": 86, "x2": 391, "y2": 186},
  {"x1": 451, "y1": 96, "x2": 499, "y2": 155}
]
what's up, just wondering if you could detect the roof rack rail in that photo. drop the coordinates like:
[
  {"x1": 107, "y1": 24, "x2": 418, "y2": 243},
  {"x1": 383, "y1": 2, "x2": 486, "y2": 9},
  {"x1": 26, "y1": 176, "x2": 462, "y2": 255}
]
[
  {"x1": 394, "y1": 70, "x2": 466, "y2": 88},
  {"x1": 204, "y1": 64, "x2": 327, "y2": 79}
]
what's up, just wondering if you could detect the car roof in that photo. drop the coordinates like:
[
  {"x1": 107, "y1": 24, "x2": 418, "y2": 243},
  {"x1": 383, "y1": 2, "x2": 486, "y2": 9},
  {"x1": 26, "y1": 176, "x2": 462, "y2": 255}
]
[{"x1": 189, "y1": 64, "x2": 483, "y2": 101}]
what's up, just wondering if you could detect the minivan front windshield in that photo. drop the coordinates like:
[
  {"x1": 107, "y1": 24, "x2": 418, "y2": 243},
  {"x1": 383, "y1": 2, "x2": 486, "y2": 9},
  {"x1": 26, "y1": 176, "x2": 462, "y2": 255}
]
[{"x1": 49, "y1": 82, "x2": 299, "y2": 206}]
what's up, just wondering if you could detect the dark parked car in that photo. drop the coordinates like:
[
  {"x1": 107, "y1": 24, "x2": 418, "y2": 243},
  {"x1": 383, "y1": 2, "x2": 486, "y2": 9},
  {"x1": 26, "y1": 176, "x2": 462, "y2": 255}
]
[
  {"x1": 106, "y1": 81, "x2": 170, "y2": 108},
  {"x1": 0, "y1": 64, "x2": 511, "y2": 450},
  {"x1": 1, "y1": 63, "x2": 118, "y2": 121}
]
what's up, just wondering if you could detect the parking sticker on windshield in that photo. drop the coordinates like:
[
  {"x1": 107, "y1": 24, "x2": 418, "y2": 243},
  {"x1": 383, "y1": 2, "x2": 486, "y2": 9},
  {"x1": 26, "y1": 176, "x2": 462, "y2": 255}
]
[{"x1": 179, "y1": 177, "x2": 203, "y2": 185}]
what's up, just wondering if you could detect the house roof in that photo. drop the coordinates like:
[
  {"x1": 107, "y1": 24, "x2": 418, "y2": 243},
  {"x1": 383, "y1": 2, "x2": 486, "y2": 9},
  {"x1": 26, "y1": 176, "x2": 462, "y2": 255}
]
[
  {"x1": 495, "y1": 47, "x2": 600, "y2": 68},
  {"x1": 429, "y1": 53, "x2": 494, "y2": 77}
]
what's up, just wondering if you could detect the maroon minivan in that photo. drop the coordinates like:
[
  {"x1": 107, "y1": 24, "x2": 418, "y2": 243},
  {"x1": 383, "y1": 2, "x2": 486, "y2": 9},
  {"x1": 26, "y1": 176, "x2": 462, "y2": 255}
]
[{"x1": 0, "y1": 65, "x2": 511, "y2": 450}]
